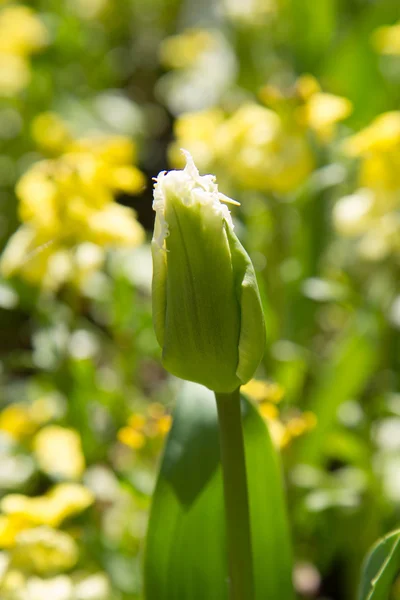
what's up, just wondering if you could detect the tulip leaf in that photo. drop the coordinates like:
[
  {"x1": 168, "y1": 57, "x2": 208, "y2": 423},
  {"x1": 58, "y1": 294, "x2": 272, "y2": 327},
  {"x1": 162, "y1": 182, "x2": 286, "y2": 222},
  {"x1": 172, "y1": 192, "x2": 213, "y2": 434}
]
[
  {"x1": 358, "y1": 530, "x2": 400, "y2": 600},
  {"x1": 144, "y1": 381, "x2": 293, "y2": 600}
]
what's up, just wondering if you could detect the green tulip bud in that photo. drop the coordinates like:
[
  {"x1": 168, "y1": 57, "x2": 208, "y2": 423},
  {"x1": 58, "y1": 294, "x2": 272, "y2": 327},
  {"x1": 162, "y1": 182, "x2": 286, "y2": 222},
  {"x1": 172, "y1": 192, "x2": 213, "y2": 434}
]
[{"x1": 151, "y1": 151, "x2": 265, "y2": 393}]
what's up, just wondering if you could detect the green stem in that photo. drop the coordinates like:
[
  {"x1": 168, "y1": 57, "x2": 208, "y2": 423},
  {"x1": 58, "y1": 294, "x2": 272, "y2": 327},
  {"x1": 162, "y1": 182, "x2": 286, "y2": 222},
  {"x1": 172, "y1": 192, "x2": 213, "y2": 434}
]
[{"x1": 215, "y1": 388, "x2": 254, "y2": 600}]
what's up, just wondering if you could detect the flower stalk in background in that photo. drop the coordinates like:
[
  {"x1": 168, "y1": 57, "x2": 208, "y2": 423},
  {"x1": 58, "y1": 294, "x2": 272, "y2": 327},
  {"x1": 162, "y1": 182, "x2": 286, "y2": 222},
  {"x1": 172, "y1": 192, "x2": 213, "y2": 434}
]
[{"x1": 151, "y1": 152, "x2": 266, "y2": 599}]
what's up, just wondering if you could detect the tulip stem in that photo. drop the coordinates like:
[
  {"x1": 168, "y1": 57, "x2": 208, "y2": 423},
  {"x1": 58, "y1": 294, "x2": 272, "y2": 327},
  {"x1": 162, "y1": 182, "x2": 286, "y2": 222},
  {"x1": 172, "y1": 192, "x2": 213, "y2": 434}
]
[{"x1": 215, "y1": 388, "x2": 254, "y2": 600}]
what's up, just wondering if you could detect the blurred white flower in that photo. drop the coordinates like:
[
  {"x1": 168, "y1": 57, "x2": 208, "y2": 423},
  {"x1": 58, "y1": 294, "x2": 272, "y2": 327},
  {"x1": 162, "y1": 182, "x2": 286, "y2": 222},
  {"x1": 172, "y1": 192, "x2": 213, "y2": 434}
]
[
  {"x1": 68, "y1": 330, "x2": 99, "y2": 361},
  {"x1": 333, "y1": 189, "x2": 373, "y2": 237},
  {"x1": 157, "y1": 30, "x2": 236, "y2": 115},
  {"x1": 75, "y1": 573, "x2": 111, "y2": 600},
  {"x1": 23, "y1": 575, "x2": 74, "y2": 600}
]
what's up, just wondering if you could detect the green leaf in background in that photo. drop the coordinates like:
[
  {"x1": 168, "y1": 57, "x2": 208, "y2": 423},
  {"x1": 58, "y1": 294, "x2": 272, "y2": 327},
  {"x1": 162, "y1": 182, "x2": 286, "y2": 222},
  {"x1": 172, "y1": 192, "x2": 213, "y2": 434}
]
[
  {"x1": 144, "y1": 381, "x2": 293, "y2": 600},
  {"x1": 285, "y1": 0, "x2": 337, "y2": 71},
  {"x1": 358, "y1": 529, "x2": 400, "y2": 600},
  {"x1": 323, "y1": 0, "x2": 400, "y2": 127},
  {"x1": 297, "y1": 315, "x2": 378, "y2": 466}
]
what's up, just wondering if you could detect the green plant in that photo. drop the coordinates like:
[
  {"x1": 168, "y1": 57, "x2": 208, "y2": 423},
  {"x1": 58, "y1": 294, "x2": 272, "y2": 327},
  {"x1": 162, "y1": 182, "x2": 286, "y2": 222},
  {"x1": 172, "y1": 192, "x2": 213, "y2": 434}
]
[{"x1": 145, "y1": 154, "x2": 293, "y2": 599}]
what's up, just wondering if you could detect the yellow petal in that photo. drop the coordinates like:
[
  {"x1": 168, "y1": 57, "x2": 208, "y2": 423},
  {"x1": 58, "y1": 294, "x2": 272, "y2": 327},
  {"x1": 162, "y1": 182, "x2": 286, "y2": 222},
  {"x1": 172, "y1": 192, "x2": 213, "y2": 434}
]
[
  {"x1": 33, "y1": 426, "x2": 85, "y2": 480},
  {"x1": 88, "y1": 203, "x2": 145, "y2": 247}
]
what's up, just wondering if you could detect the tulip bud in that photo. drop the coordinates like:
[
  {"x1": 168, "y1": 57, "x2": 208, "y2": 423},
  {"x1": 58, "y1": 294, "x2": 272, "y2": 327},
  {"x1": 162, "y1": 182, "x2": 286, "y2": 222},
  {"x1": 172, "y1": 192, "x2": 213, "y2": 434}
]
[{"x1": 151, "y1": 151, "x2": 265, "y2": 393}]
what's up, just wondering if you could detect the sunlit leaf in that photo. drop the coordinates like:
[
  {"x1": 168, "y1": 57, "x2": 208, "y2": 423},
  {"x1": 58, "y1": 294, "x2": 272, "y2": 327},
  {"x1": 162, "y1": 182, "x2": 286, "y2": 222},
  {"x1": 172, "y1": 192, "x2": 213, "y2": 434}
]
[
  {"x1": 358, "y1": 529, "x2": 400, "y2": 600},
  {"x1": 144, "y1": 381, "x2": 293, "y2": 600}
]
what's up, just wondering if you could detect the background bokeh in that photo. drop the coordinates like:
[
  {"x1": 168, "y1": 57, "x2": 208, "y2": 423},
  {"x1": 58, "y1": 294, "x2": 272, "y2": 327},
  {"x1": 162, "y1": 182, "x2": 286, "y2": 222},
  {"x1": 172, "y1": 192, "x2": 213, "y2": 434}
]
[{"x1": 0, "y1": 0, "x2": 399, "y2": 598}]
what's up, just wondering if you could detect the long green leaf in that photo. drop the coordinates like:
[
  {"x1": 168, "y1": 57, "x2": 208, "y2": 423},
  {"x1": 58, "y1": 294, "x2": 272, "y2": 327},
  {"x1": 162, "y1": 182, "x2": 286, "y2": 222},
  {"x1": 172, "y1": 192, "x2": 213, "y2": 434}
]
[
  {"x1": 358, "y1": 530, "x2": 400, "y2": 600},
  {"x1": 144, "y1": 381, "x2": 293, "y2": 600}
]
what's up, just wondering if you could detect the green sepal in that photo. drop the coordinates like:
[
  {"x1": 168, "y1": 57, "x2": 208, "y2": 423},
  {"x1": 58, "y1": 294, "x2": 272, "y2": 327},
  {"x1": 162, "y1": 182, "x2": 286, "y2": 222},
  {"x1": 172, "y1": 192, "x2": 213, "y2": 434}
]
[
  {"x1": 151, "y1": 236, "x2": 167, "y2": 347},
  {"x1": 225, "y1": 223, "x2": 266, "y2": 384},
  {"x1": 160, "y1": 197, "x2": 241, "y2": 393},
  {"x1": 151, "y1": 157, "x2": 266, "y2": 393}
]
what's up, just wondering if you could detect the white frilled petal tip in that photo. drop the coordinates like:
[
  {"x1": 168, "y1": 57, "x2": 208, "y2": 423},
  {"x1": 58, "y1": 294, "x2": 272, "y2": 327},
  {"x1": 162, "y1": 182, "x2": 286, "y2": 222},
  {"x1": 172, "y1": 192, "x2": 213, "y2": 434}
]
[
  {"x1": 152, "y1": 150, "x2": 239, "y2": 249},
  {"x1": 181, "y1": 148, "x2": 199, "y2": 178}
]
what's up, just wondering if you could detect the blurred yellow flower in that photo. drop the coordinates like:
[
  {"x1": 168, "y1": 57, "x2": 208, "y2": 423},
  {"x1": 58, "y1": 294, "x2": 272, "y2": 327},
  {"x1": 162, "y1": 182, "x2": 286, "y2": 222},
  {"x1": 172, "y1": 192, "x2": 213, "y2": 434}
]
[
  {"x1": 0, "y1": 5, "x2": 48, "y2": 96},
  {"x1": 48, "y1": 483, "x2": 94, "y2": 521},
  {"x1": 217, "y1": 103, "x2": 314, "y2": 194},
  {"x1": 170, "y1": 103, "x2": 314, "y2": 194},
  {"x1": 295, "y1": 74, "x2": 321, "y2": 100},
  {"x1": 335, "y1": 112, "x2": 400, "y2": 261},
  {"x1": 279, "y1": 412, "x2": 317, "y2": 448},
  {"x1": 0, "y1": 54, "x2": 30, "y2": 96},
  {"x1": 87, "y1": 202, "x2": 144, "y2": 246},
  {"x1": 0, "y1": 568, "x2": 26, "y2": 596},
  {"x1": 157, "y1": 415, "x2": 173, "y2": 436},
  {"x1": 32, "y1": 112, "x2": 73, "y2": 155},
  {"x1": 0, "y1": 515, "x2": 29, "y2": 548},
  {"x1": 0, "y1": 6, "x2": 47, "y2": 56},
  {"x1": 241, "y1": 378, "x2": 316, "y2": 448},
  {"x1": 1, "y1": 498, "x2": 51, "y2": 531},
  {"x1": 118, "y1": 427, "x2": 146, "y2": 450},
  {"x1": 0, "y1": 227, "x2": 56, "y2": 286},
  {"x1": 68, "y1": 135, "x2": 140, "y2": 172},
  {"x1": 16, "y1": 138, "x2": 145, "y2": 234},
  {"x1": 258, "y1": 402, "x2": 279, "y2": 420},
  {"x1": 128, "y1": 414, "x2": 146, "y2": 429},
  {"x1": 299, "y1": 92, "x2": 352, "y2": 141},
  {"x1": 29, "y1": 394, "x2": 66, "y2": 426},
  {"x1": 168, "y1": 108, "x2": 224, "y2": 172},
  {"x1": 10, "y1": 527, "x2": 78, "y2": 575},
  {"x1": 1, "y1": 229, "x2": 106, "y2": 291},
  {"x1": 0, "y1": 483, "x2": 93, "y2": 541},
  {"x1": 261, "y1": 74, "x2": 352, "y2": 142},
  {"x1": 1, "y1": 130, "x2": 146, "y2": 288},
  {"x1": 262, "y1": 407, "x2": 317, "y2": 449},
  {"x1": 0, "y1": 404, "x2": 36, "y2": 441},
  {"x1": 242, "y1": 378, "x2": 285, "y2": 403},
  {"x1": 147, "y1": 403, "x2": 168, "y2": 420},
  {"x1": 373, "y1": 22, "x2": 400, "y2": 55},
  {"x1": 160, "y1": 29, "x2": 215, "y2": 70},
  {"x1": 345, "y1": 111, "x2": 400, "y2": 155},
  {"x1": 118, "y1": 403, "x2": 172, "y2": 450},
  {"x1": 286, "y1": 412, "x2": 317, "y2": 437},
  {"x1": 33, "y1": 426, "x2": 85, "y2": 480}
]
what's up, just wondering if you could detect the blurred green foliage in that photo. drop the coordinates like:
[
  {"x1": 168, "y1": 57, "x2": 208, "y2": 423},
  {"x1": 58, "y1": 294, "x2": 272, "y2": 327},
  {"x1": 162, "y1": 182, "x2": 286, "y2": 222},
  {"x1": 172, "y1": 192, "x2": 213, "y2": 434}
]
[{"x1": 0, "y1": 0, "x2": 399, "y2": 598}]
